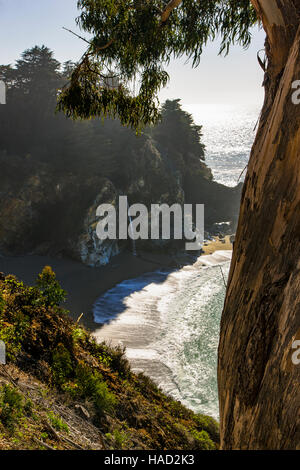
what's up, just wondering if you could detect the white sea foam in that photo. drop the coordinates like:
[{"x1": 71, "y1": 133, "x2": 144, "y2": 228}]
[{"x1": 93, "y1": 251, "x2": 231, "y2": 419}]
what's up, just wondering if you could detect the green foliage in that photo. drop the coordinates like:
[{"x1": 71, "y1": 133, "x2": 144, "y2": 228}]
[
  {"x1": 73, "y1": 362, "x2": 117, "y2": 417},
  {"x1": 58, "y1": 0, "x2": 257, "y2": 127},
  {"x1": 152, "y1": 99, "x2": 205, "y2": 161},
  {"x1": 0, "y1": 385, "x2": 24, "y2": 432},
  {"x1": 87, "y1": 340, "x2": 130, "y2": 377},
  {"x1": 190, "y1": 429, "x2": 216, "y2": 450},
  {"x1": 36, "y1": 266, "x2": 66, "y2": 307},
  {"x1": 50, "y1": 346, "x2": 116, "y2": 418},
  {"x1": 106, "y1": 344, "x2": 131, "y2": 379},
  {"x1": 51, "y1": 344, "x2": 73, "y2": 387},
  {"x1": 168, "y1": 400, "x2": 192, "y2": 420},
  {"x1": 193, "y1": 414, "x2": 220, "y2": 443},
  {"x1": 72, "y1": 326, "x2": 88, "y2": 345},
  {"x1": 0, "y1": 292, "x2": 4, "y2": 315},
  {"x1": 105, "y1": 429, "x2": 130, "y2": 449},
  {"x1": 0, "y1": 278, "x2": 32, "y2": 361},
  {"x1": 47, "y1": 411, "x2": 69, "y2": 433}
]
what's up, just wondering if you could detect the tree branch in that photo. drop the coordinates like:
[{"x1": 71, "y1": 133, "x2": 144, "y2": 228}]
[
  {"x1": 96, "y1": 38, "x2": 114, "y2": 51},
  {"x1": 161, "y1": 0, "x2": 183, "y2": 23},
  {"x1": 62, "y1": 27, "x2": 92, "y2": 46},
  {"x1": 63, "y1": 27, "x2": 114, "y2": 53}
]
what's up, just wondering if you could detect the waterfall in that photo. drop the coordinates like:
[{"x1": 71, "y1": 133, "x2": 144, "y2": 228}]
[{"x1": 128, "y1": 213, "x2": 137, "y2": 257}]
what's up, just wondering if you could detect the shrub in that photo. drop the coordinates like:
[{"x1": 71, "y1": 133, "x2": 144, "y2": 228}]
[
  {"x1": 51, "y1": 344, "x2": 73, "y2": 387},
  {"x1": 108, "y1": 345, "x2": 131, "y2": 378},
  {"x1": 0, "y1": 292, "x2": 4, "y2": 314},
  {"x1": 75, "y1": 362, "x2": 117, "y2": 417},
  {"x1": 50, "y1": 352, "x2": 117, "y2": 419},
  {"x1": 191, "y1": 429, "x2": 216, "y2": 450},
  {"x1": 47, "y1": 411, "x2": 69, "y2": 433},
  {"x1": 193, "y1": 414, "x2": 219, "y2": 444},
  {"x1": 72, "y1": 326, "x2": 87, "y2": 345},
  {"x1": 113, "y1": 429, "x2": 129, "y2": 449},
  {"x1": 36, "y1": 266, "x2": 66, "y2": 307},
  {"x1": 168, "y1": 400, "x2": 192, "y2": 420},
  {"x1": 105, "y1": 429, "x2": 130, "y2": 449},
  {"x1": 0, "y1": 314, "x2": 30, "y2": 361},
  {"x1": 0, "y1": 384, "x2": 24, "y2": 432}
]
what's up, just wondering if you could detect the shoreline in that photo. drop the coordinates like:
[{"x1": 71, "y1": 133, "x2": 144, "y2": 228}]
[
  {"x1": 0, "y1": 241, "x2": 232, "y2": 332},
  {"x1": 93, "y1": 248, "x2": 232, "y2": 418}
]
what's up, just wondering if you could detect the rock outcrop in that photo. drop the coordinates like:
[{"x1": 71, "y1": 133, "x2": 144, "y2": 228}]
[{"x1": 0, "y1": 143, "x2": 242, "y2": 266}]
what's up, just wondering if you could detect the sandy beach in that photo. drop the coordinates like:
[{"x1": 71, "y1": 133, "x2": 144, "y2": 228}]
[
  {"x1": 202, "y1": 235, "x2": 232, "y2": 255},
  {"x1": 0, "y1": 241, "x2": 232, "y2": 332},
  {"x1": 0, "y1": 251, "x2": 173, "y2": 330}
]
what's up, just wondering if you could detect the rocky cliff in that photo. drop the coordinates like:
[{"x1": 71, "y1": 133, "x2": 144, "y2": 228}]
[
  {"x1": 0, "y1": 142, "x2": 241, "y2": 266},
  {"x1": 0, "y1": 74, "x2": 241, "y2": 267}
]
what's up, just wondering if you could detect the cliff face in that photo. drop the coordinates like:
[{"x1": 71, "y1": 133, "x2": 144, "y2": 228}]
[{"x1": 0, "y1": 140, "x2": 241, "y2": 266}]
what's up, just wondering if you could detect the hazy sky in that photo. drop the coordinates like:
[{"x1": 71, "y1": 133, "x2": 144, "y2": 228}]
[{"x1": 0, "y1": 0, "x2": 266, "y2": 106}]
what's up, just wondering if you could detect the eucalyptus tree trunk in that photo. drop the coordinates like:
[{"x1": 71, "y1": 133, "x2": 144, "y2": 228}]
[{"x1": 218, "y1": 0, "x2": 300, "y2": 449}]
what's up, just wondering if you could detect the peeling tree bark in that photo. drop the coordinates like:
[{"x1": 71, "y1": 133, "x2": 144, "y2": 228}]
[
  {"x1": 161, "y1": 0, "x2": 183, "y2": 23},
  {"x1": 218, "y1": 0, "x2": 300, "y2": 449}
]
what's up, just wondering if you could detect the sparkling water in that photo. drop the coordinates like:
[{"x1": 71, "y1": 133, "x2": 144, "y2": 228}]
[{"x1": 184, "y1": 103, "x2": 260, "y2": 187}]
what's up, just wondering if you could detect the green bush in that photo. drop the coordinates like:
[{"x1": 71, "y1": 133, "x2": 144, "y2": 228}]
[
  {"x1": 51, "y1": 344, "x2": 73, "y2": 387},
  {"x1": 0, "y1": 312, "x2": 30, "y2": 361},
  {"x1": 193, "y1": 414, "x2": 219, "y2": 443},
  {"x1": 0, "y1": 292, "x2": 4, "y2": 314},
  {"x1": 36, "y1": 266, "x2": 66, "y2": 307},
  {"x1": 113, "y1": 429, "x2": 129, "y2": 449},
  {"x1": 75, "y1": 363, "x2": 117, "y2": 417},
  {"x1": 47, "y1": 411, "x2": 69, "y2": 433},
  {"x1": 191, "y1": 429, "x2": 216, "y2": 450},
  {"x1": 72, "y1": 326, "x2": 87, "y2": 345},
  {"x1": 50, "y1": 348, "x2": 117, "y2": 419},
  {"x1": 108, "y1": 345, "x2": 131, "y2": 378},
  {"x1": 0, "y1": 384, "x2": 24, "y2": 432}
]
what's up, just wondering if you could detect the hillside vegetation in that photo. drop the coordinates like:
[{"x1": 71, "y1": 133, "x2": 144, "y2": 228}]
[{"x1": 0, "y1": 267, "x2": 219, "y2": 450}]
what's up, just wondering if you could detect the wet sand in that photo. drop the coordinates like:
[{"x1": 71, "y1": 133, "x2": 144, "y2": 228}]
[
  {"x1": 0, "y1": 251, "x2": 184, "y2": 331},
  {"x1": 0, "y1": 241, "x2": 232, "y2": 332}
]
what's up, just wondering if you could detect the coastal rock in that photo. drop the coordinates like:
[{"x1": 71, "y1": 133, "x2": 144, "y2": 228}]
[
  {"x1": 78, "y1": 180, "x2": 120, "y2": 267},
  {"x1": 0, "y1": 138, "x2": 242, "y2": 264}
]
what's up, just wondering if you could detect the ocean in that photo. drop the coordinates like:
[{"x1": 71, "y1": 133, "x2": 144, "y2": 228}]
[
  {"x1": 184, "y1": 103, "x2": 260, "y2": 186},
  {"x1": 94, "y1": 252, "x2": 231, "y2": 420},
  {"x1": 93, "y1": 104, "x2": 261, "y2": 419}
]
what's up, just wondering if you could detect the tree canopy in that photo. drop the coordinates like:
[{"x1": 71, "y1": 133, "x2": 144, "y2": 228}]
[
  {"x1": 0, "y1": 46, "x2": 209, "y2": 183},
  {"x1": 58, "y1": 0, "x2": 257, "y2": 128}
]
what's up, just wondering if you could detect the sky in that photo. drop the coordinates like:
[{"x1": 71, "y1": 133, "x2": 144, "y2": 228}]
[{"x1": 0, "y1": 0, "x2": 266, "y2": 107}]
